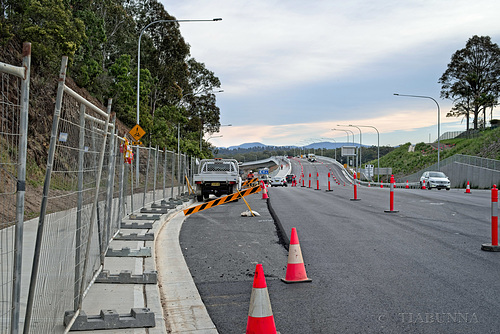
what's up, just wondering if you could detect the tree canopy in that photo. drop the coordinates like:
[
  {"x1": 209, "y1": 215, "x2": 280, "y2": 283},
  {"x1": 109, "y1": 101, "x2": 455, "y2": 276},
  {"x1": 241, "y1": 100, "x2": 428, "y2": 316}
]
[
  {"x1": 1, "y1": 0, "x2": 222, "y2": 158},
  {"x1": 439, "y1": 35, "x2": 500, "y2": 130}
]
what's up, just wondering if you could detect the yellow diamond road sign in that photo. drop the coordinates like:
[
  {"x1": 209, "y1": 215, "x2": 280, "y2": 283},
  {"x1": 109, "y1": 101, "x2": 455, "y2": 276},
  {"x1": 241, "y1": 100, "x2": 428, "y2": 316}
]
[{"x1": 129, "y1": 124, "x2": 146, "y2": 140}]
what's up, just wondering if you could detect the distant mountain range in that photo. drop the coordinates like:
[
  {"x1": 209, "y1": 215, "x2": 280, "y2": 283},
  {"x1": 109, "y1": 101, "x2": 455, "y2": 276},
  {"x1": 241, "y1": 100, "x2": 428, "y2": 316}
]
[{"x1": 223, "y1": 141, "x2": 367, "y2": 150}]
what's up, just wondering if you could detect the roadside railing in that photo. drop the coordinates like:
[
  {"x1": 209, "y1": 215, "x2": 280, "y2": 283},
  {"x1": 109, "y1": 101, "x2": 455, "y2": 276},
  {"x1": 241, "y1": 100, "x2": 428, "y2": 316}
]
[
  {"x1": 0, "y1": 42, "x2": 31, "y2": 334},
  {"x1": 0, "y1": 49, "x2": 195, "y2": 333}
]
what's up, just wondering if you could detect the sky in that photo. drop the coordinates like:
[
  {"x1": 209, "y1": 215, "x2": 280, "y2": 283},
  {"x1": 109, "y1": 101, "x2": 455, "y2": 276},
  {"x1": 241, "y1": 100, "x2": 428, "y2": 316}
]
[{"x1": 160, "y1": 0, "x2": 500, "y2": 148}]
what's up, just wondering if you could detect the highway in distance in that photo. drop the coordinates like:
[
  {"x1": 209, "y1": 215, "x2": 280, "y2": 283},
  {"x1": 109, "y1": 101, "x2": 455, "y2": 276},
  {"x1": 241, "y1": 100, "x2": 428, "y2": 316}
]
[{"x1": 180, "y1": 157, "x2": 500, "y2": 333}]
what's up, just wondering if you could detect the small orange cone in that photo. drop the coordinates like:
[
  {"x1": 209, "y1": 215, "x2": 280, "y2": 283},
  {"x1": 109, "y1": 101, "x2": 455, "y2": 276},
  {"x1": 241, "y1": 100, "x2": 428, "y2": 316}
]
[
  {"x1": 246, "y1": 264, "x2": 279, "y2": 334},
  {"x1": 261, "y1": 181, "x2": 269, "y2": 199},
  {"x1": 422, "y1": 182, "x2": 426, "y2": 190},
  {"x1": 465, "y1": 181, "x2": 471, "y2": 194},
  {"x1": 281, "y1": 228, "x2": 312, "y2": 284},
  {"x1": 406, "y1": 180, "x2": 409, "y2": 189}
]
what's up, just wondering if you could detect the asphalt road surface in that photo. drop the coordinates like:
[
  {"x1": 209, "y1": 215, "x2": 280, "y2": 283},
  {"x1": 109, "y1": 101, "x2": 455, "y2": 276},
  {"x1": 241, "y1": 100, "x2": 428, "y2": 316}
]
[{"x1": 181, "y1": 158, "x2": 500, "y2": 333}]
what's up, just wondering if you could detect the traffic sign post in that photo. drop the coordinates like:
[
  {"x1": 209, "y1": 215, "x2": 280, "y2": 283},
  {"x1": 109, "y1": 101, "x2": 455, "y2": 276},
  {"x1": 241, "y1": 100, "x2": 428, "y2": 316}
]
[{"x1": 129, "y1": 124, "x2": 146, "y2": 141}]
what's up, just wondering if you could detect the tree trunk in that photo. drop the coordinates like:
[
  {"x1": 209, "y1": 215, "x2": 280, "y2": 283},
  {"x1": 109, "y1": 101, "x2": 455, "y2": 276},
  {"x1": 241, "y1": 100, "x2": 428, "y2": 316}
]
[{"x1": 473, "y1": 105, "x2": 479, "y2": 130}]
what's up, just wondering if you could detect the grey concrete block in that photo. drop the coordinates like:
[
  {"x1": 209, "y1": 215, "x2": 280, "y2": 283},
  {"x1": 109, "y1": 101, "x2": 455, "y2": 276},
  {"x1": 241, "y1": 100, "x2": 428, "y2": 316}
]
[
  {"x1": 115, "y1": 232, "x2": 154, "y2": 241},
  {"x1": 64, "y1": 308, "x2": 155, "y2": 330},
  {"x1": 96, "y1": 270, "x2": 158, "y2": 284},
  {"x1": 105, "y1": 247, "x2": 151, "y2": 257},
  {"x1": 120, "y1": 221, "x2": 154, "y2": 229}
]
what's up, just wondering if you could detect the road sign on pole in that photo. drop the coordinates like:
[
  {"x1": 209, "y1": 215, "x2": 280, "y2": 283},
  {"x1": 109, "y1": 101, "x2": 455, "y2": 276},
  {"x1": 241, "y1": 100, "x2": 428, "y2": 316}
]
[{"x1": 129, "y1": 124, "x2": 146, "y2": 141}]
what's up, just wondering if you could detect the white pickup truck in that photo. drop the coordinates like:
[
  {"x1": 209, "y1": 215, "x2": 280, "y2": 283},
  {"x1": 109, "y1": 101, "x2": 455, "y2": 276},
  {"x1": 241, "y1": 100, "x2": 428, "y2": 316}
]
[{"x1": 193, "y1": 158, "x2": 242, "y2": 202}]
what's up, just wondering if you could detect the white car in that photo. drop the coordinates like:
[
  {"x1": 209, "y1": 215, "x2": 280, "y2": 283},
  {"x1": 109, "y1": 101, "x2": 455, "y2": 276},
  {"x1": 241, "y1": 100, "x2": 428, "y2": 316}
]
[
  {"x1": 420, "y1": 171, "x2": 451, "y2": 190},
  {"x1": 270, "y1": 176, "x2": 287, "y2": 187}
]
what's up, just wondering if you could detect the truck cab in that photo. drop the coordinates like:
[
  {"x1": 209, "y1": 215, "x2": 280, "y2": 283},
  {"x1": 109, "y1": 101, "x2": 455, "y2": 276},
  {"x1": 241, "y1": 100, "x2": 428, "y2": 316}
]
[{"x1": 193, "y1": 159, "x2": 242, "y2": 201}]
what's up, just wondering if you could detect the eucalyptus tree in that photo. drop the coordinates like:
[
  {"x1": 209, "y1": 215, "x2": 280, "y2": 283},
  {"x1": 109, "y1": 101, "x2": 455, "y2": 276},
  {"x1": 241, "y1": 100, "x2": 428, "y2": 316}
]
[{"x1": 439, "y1": 35, "x2": 500, "y2": 130}]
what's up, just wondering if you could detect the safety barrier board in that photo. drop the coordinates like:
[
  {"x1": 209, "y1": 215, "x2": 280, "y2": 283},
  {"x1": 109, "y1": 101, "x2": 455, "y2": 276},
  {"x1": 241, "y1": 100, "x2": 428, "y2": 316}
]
[{"x1": 183, "y1": 185, "x2": 262, "y2": 216}]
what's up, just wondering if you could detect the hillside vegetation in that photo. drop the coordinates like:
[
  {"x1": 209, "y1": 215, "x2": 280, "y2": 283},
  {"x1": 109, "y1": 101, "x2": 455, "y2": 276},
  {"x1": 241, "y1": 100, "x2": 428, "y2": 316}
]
[{"x1": 370, "y1": 127, "x2": 500, "y2": 179}]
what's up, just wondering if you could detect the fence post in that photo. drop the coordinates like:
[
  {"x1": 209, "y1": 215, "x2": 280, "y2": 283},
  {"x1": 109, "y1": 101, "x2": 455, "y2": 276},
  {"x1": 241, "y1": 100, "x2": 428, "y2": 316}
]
[
  {"x1": 103, "y1": 117, "x2": 117, "y2": 264},
  {"x1": 170, "y1": 151, "x2": 176, "y2": 201},
  {"x1": 74, "y1": 103, "x2": 86, "y2": 311},
  {"x1": 10, "y1": 41, "x2": 31, "y2": 334},
  {"x1": 162, "y1": 149, "x2": 167, "y2": 201},
  {"x1": 77, "y1": 99, "x2": 112, "y2": 311},
  {"x1": 153, "y1": 146, "x2": 158, "y2": 203},
  {"x1": 24, "y1": 56, "x2": 68, "y2": 334}
]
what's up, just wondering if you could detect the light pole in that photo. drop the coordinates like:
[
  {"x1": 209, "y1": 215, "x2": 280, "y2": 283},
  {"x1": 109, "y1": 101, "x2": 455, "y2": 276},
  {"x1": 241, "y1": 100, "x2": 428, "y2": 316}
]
[
  {"x1": 135, "y1": 17, "x2": 221, "y2": 184},
  {"x1": 340, "y1": 124, "x2": 362, "y2": 173},
  {"x1": 201, "y1": 123, "x2": 231, "y2": 152},
  {"x1": 136, "y1": 18, "x2": 221, "y2": 125},
  {"x1": 394, "y1": 93, "x2": 441, "y2": 170},
  {"x1": 351, "y1": 125, "x2": 379, "y2": 181},
  {"x1": 333, "y1": 128, "x2": 355, "y2": 168}
]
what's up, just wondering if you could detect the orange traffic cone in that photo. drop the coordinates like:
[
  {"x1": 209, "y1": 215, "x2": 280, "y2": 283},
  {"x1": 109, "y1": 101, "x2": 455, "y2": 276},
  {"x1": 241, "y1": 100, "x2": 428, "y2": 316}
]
[
  {"x1": 261, "y1": 181, "x2": 269, "y2": 199},
  {"x1": 465, "y1": 181, "x2": 471, "y2": 194},
  {"x1": 422, "y1": 182, "x2": 426, "y2": 190},
  {"x1": 246, "y1": 264, "x2": 279, "y2": 334},
  {"x1": 281, "y1": 228, "x2": 312, "y2": 284},
  {"x1": 406, "y1": 180, "x2": 409, "y2": 189}
]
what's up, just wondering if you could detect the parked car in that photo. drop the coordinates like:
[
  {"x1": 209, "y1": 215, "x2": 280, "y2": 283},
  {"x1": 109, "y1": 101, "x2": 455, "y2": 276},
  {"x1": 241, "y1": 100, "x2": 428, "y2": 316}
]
[
  {"x1": 270, "y1": 176, "x2": 287, "y2": 187},
  {"x1": 260, "y1": 174, "x2": 271, "y2": 185},
  {"x1": 419, "y1": 171, "x2": 451, "y2": 190}
]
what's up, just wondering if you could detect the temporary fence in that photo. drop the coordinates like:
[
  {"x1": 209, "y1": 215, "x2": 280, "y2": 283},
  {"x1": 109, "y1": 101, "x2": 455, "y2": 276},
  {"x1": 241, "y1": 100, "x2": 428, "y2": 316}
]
[
  {"x1": 0, "y1": 52, "x2": 196, "y2": 333},
  {"x1": 0, "y1": 42, "x2": 31, "y2": 334}
]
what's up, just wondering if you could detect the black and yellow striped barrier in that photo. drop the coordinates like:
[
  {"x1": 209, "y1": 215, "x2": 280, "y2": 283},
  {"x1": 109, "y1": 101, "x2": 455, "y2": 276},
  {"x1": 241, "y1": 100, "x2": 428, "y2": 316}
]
[
  {"x1": 183, "y1": 185, "x2": 262, "y2": 216},
  {"x1": 242, "y1": 178, "x2": 259, "y2": 188}
]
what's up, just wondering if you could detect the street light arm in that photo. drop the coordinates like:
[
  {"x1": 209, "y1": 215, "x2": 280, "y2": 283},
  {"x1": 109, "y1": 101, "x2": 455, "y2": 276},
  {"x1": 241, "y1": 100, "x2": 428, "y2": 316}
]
[
  {"x1": 136, "y1": 18, "x2": 222, "y2": 125},
  {"x1": 394, "y1": 93, "x2": 441, "y2": 170}
]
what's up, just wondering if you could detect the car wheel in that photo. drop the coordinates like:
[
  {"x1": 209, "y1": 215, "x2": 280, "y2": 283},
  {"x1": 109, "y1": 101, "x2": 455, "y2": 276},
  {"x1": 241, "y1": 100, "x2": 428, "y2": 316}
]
[
  {"x1": 446, "y1": 188, "x2": 450, "y2": 191},
  {"x1": 427, "y1": 182, "x2": 431, "y2": 190}
]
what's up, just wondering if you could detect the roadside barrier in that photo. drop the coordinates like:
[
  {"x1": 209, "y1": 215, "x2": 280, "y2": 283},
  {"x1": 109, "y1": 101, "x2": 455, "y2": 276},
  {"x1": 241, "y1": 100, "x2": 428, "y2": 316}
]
[
  {"x1": 308, "y1": 173, "x2": 312, "y2": 188},
  {"x1": 246, "y1": 264, "x2": 279, "y2": 334},
  {"x1": 281, "y1": 228, "x2": 312, "y2": 284},
  {"x1": 465, "y1": 181, "x2": 471, "y2": 194},
  {"x1": 481, "y1": 185, "x2": 500, "y2": 251},
  {"x1": 384, "y1": 175, "x2": 399, "y2": 213},
  {"x1": 183, "y1": 185, "x2": 261, "y2": 216},
  {"x1": 301, "y1": 173, "x2": 305, "y2": 187},
  {"x1": 315, "y1": 172, "x2": 320, "y2": 190},
  {"x1": 350, "y1": 172, "x2": 360, "y2": 201},
  {"x1": 326, "y1": 172, "x2": 333, "y2": 192}
]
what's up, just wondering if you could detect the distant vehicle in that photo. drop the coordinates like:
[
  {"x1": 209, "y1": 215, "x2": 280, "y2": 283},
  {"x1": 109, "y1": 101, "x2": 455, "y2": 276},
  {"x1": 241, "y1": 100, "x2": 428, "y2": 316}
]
[
  {"x1": 419, "y1": 171, "x2": 451, "y2": 190},
  {"x1": 260, "y1": 174, "x2": 271, "y2": 185},
  {"x1": 307, "y1": 153, "x2": 317, "y2": 162},
  {"x1": 270, "y1": 176, "x2": 287, "y2": 187}
]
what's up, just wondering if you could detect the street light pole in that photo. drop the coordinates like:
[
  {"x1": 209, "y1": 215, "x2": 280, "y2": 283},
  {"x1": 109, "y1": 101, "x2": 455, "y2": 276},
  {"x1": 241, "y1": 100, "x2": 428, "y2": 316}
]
[
  {"x1": 352, "y1": 125, "x2": 379, "y2": 181},
  {"x1": 136, "y1": 18, "x2": 221, "y2": 125},
  {"x1": 135, "y1": 17, "x2": 221, "y2": 185},
  {"x1": 339, "y1": 124, "x2": 363, "y2": 173},
  {"x1": 394, "y1": 93, "x2": 441, "y2": 170}
]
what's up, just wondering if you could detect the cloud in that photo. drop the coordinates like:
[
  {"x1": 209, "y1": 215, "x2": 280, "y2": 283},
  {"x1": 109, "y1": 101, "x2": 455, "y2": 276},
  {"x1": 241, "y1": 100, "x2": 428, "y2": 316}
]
[{"x1": 162, "y1": 0, "x2": 500, "y2": 147}]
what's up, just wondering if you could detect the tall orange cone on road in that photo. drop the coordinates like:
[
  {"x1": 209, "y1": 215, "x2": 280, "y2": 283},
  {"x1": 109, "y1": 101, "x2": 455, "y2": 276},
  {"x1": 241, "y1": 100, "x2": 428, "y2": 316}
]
[
  {"x1": 262, "y1": 183, "x2": 269, "y2": 199},
  {"x1": 246, "y1": 264, "x2": 279, "y2": 334},
  {"x1": 281, "y1": 228, "x2": 312, "y2": 284},
  {"x1": 465, "y1": 181, "x2": 471, "y2": 194}
]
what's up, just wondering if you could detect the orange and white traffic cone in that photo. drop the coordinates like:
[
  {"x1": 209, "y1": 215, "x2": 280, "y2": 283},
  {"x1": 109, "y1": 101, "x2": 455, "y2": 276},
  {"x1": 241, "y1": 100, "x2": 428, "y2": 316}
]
[
  {"x1": 422, "y1": 182, "x2": 426, "y2": 190},
  {"x1": 406, "y1": 180, "x2": 409, "y2": 189},
  {"x1": 246, "y1": 264, "x2": 279, "y2": 334},
  {"x1": 465, "y1": 181, "x2": 471, "y2": 194},
  {"x1": 262, "y1": 182, "x2": 269, "y2": 199},
  {"x1": 281, "y1": 228, "x2": 312, "y2": 284}
]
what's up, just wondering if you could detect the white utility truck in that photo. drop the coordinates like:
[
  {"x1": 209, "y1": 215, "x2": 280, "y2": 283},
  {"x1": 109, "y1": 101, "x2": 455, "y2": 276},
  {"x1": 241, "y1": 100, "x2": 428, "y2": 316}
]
[{"x1": 193, "y1": 158, "x2": 242, "y2": 202}]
